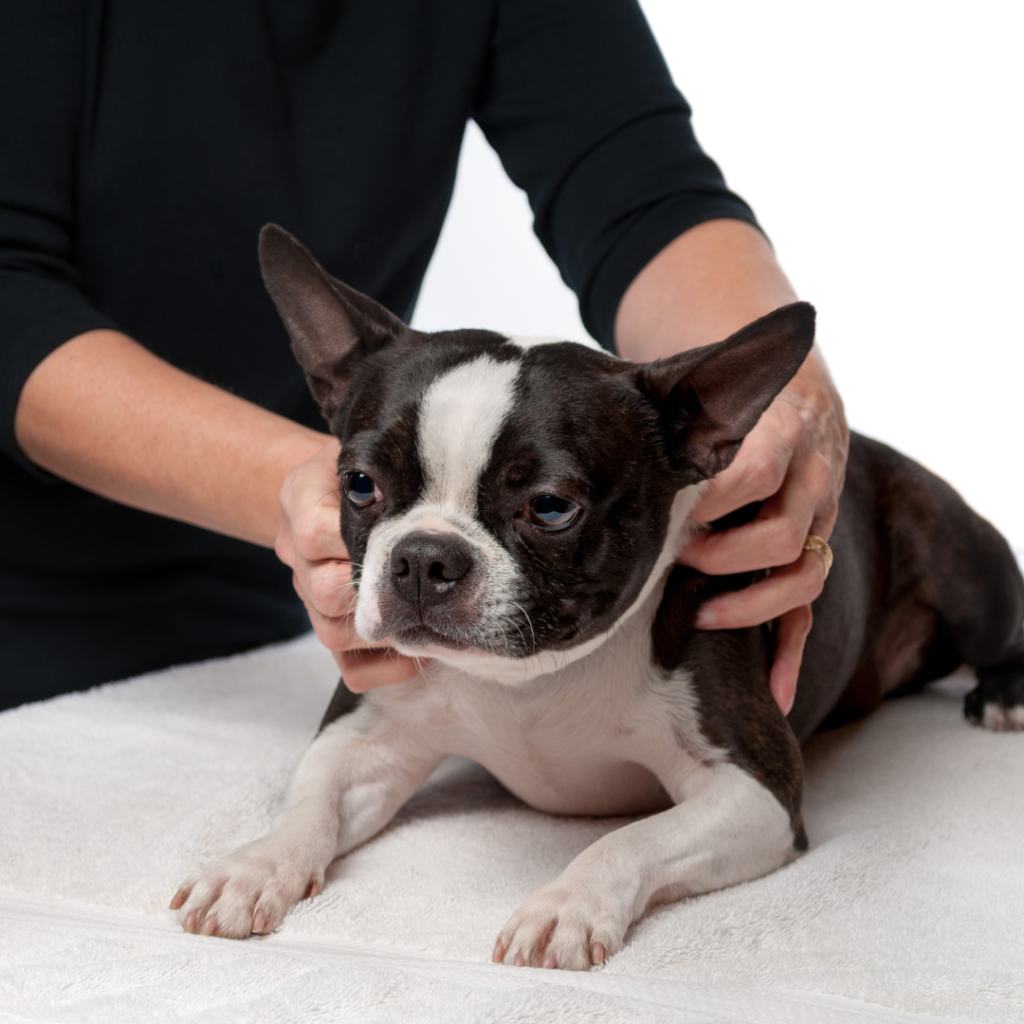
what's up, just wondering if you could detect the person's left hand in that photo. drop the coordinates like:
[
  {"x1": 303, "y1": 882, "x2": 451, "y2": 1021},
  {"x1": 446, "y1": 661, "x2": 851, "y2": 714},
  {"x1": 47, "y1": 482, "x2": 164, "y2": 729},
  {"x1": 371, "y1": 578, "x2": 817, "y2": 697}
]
[
  {"x1": 276, "y1": 438, "x2": 422, "y2": 692},
  {"x1": 678, "y1": 349, "x2": 848, "y2": 715}
]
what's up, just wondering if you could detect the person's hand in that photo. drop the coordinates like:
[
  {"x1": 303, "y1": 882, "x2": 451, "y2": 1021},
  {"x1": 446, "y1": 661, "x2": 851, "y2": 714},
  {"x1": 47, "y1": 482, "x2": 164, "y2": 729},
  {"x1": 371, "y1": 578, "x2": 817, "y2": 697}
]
[
  {"x1": 275, "y1": 438, "x2": 421, "y2": 692},
  {"x1": 678, "y1": 349, "x2": 848, "y2": 715}
]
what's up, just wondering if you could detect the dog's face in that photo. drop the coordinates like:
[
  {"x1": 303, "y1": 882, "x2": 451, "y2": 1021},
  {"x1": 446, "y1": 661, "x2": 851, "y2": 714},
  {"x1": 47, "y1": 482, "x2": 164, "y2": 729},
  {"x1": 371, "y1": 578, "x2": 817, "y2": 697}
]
[
  {"x1": 333, "y1": 332, "x2": 687, "y2": 663},
  {"x1": 260, "y1": 225, "x2": 815, "y2": 678}
]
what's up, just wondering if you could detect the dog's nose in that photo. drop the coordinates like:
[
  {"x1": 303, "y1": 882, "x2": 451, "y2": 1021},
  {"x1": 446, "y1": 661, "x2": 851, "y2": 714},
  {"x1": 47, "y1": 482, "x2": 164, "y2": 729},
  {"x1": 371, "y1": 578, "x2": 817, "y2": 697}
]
[{"x1": 389, "y1": 531, "x2": 475, "y2": 610}]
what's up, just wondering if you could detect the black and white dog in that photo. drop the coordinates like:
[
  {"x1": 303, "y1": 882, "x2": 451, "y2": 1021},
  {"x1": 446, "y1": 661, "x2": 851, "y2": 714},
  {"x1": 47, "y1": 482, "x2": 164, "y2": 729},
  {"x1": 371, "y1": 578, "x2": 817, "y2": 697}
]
[{"x1": 173, "y1": 225, "x2": 1024, "y2": 969}]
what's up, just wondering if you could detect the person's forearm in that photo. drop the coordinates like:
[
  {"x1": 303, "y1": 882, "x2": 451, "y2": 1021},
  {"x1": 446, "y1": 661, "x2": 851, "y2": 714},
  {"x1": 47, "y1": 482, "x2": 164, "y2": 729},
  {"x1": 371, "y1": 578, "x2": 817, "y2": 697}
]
[
  {"x1": 614, "y1": 219, "x2": 799, "y2": 361},
  {"x1": 14, "y1": 329, "x2": 328, "y2": 547}
]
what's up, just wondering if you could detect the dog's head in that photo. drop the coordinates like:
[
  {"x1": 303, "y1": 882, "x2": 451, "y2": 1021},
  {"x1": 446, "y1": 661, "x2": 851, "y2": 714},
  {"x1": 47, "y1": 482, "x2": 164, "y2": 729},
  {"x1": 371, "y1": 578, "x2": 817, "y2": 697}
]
[{"x1": 261, "y1": 225, "x2": 815, "y2": 681}]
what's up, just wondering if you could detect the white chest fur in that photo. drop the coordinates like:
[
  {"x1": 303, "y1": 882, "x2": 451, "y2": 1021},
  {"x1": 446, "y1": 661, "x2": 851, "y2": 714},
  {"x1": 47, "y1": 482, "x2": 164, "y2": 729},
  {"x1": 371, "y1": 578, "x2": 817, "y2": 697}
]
[{"x1": 362, "y1": 578, "x2": 717, "y2": 817}]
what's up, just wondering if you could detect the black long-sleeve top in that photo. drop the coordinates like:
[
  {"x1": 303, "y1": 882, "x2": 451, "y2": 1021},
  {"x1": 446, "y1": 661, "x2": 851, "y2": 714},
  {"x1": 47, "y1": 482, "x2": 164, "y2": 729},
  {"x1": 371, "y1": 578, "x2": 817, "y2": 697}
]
[{"x1": 0, "y1": 0, "x2": 757, "y2": 702}]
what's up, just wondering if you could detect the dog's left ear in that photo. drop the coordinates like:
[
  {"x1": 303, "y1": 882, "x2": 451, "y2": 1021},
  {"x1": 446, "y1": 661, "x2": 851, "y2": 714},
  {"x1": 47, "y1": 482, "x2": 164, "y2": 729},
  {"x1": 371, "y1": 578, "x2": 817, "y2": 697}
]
[
  {"x1": 259, "y1": 224, "x2": 410, "y2": 420},
  {"x1": 637, "y1": 302, "x2": 816, "y2": 481}
]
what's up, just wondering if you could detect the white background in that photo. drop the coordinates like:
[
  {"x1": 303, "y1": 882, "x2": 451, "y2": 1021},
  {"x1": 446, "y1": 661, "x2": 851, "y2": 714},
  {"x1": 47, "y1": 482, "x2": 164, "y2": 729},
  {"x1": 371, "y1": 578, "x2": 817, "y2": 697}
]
[{"x1": 413, "y1": 0, "x2": 1024, "y2": 550}]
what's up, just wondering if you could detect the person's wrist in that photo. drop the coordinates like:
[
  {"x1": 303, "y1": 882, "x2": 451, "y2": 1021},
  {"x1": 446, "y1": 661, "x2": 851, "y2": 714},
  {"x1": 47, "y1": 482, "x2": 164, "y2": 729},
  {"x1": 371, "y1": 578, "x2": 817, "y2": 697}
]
[{"x1": 614, "y1": 220, "x2": 798, "y2": 362}]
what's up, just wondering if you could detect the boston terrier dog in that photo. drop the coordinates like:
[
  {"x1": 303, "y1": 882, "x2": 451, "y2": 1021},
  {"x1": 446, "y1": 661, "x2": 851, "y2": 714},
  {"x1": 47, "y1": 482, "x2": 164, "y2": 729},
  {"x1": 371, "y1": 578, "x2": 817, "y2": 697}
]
[{"x1": 172, "y1": 225, "x2": 1024, "y2": 969}]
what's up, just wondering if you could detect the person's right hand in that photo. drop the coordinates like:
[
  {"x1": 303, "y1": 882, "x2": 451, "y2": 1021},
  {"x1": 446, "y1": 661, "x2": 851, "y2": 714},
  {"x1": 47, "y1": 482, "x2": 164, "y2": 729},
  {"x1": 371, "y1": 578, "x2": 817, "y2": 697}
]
[{"x1": 275, "y1": 438, "x2": 422, "y2": 692}]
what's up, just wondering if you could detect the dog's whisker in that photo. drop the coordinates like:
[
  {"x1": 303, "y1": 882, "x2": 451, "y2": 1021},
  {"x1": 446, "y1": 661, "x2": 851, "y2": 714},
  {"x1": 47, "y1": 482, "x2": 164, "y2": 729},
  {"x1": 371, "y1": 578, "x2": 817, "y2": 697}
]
[{"x1": 511, "y1": 602, "x2": 537, "y2": 656}]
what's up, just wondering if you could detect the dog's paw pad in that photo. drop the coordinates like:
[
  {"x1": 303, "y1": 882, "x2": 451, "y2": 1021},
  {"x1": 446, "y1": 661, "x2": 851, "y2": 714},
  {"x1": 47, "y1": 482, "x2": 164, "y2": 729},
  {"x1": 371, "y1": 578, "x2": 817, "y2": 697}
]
[{"x1": 494, "y1": 881, "x2": 627, "y2": 971}]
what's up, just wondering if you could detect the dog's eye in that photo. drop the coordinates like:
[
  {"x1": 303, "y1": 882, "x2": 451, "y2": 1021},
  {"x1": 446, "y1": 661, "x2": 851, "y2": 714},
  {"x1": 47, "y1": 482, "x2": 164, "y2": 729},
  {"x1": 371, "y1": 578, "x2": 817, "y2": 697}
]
[
  {"x1": 344, "y1": 472, "x2": 382, "y2": 507},
  {"x1": 524, "y1": 494, "x2": 580, "y2": 531}
]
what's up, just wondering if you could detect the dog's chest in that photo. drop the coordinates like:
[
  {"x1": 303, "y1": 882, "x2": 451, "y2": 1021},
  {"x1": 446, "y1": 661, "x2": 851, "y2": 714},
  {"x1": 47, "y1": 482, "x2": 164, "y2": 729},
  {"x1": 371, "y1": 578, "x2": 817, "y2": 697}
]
[{"x1": 409, "y1": 638, "x2": 704, "y2": 817}]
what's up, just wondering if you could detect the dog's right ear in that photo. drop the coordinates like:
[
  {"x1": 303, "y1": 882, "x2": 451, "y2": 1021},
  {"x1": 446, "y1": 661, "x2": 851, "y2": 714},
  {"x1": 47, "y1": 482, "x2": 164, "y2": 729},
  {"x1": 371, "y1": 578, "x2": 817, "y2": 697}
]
[{"x1": 259, "y1": 224, "x2": 408, "y2": 419}]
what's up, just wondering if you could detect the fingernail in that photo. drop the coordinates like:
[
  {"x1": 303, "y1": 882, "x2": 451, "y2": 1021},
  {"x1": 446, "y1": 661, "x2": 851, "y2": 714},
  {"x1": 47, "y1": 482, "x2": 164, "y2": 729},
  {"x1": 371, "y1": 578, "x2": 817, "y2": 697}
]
[{"x1": 696, "y1": 607, "x2": 717, "y2": 629}]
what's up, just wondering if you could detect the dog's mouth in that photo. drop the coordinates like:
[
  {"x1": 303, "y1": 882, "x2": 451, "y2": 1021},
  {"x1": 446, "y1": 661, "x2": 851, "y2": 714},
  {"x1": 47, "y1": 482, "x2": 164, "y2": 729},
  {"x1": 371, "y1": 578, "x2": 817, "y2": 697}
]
[{"x1": 389, "y1": 623, "x2": 481, "y2": 654}]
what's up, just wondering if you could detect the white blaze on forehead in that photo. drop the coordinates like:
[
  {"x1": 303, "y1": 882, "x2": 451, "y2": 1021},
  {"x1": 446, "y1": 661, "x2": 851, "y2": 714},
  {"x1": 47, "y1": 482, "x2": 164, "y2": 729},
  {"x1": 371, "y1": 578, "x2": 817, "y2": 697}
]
[{"x1": 417, "y1": 354, "x2": 521, "y2": 511}]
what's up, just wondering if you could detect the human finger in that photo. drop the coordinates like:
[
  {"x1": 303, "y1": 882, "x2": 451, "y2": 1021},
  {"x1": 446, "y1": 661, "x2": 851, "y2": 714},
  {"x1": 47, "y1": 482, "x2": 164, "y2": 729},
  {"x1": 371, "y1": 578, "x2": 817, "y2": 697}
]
[
  {"x1": 681, "y1": 461, "x2": 821, "y2": 576},
  {"x1": 336, "y1": 648, "x2": 422, "y2": 692},
  {"x1": 695, "y1": 551, "x2": 825, "y2": 630},
  {"x1": 768, "y1": 605, "x2": 813, "y2": 715},
  {"x1": 301, "y1": 557, "x2": 359, "y2": 621},
  {"x1": 288, "y1": 565, "x2": 373, "y2": 652},
  {"x1": 688, "y1": 401, "x2": 803, "y2": 524},
  {"x1": 296, "y1": 569, "x2": 422, "y2": 688}
]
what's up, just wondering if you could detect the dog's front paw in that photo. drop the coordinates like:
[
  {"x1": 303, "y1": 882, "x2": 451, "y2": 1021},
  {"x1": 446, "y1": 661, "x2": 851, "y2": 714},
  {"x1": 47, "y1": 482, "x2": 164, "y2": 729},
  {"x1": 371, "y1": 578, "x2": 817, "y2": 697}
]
[
  {"x1": 492, "y1": 878, "x2": 632, "y2": 971},
  {"x1": 170, "y1": 837, "x2": 323, "y2": 939}
]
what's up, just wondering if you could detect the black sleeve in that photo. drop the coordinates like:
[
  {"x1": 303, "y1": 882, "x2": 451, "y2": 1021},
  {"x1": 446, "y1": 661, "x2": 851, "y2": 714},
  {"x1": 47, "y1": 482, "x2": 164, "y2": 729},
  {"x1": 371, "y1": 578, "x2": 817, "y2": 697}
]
[
  {"x1": 0, "y1": 2, "x2": 120, "y2": 475},
  {"x1": 473, "y1": 0, "x2": 759, "y2": 350}
]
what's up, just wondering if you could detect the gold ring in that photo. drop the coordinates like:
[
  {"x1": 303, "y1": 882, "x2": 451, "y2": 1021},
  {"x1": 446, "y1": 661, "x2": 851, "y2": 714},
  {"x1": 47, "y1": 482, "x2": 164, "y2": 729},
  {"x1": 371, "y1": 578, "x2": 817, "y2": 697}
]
[{"x1": 803, "y1": 534, "x2": 833, "y2": 581}]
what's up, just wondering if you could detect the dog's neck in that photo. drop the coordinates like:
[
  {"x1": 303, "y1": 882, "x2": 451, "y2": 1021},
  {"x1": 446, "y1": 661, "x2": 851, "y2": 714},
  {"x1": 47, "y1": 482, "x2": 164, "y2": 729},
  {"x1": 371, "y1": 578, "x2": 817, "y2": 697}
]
[{"x1": 419, "y1": 484, "x2": 706, "y2": 686}]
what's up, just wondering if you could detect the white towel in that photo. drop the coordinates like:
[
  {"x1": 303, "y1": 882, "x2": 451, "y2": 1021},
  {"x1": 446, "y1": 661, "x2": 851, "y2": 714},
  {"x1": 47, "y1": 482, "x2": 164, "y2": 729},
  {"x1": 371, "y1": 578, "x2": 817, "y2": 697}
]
[{"x1": 1, "y1": 633, "x2": 1022, "y2": 1023}]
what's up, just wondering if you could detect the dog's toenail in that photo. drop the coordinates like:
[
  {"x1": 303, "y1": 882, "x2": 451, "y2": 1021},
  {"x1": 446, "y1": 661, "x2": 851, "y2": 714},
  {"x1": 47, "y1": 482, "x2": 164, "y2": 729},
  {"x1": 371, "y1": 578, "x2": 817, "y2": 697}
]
[
  {"x1": 253, "y1": 909, "x2": 267, "y2": 934},
  {"x1": 200, "y1": 914, "x2": 218, "y2": 936}
]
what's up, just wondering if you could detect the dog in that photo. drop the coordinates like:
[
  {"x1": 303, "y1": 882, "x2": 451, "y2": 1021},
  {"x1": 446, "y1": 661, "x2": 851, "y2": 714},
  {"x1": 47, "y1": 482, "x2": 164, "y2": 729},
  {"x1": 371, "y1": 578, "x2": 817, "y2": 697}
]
[{"x1": 171, "y1": 225, "x2": 1024, "y2": 970}]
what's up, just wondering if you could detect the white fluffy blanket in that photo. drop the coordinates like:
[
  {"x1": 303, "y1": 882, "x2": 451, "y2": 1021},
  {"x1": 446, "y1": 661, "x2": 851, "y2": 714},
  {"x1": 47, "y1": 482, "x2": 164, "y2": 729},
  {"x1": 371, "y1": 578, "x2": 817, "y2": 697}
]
[{"x1": 2, "y1": 633, "x2": 1022, "y2": 1024}]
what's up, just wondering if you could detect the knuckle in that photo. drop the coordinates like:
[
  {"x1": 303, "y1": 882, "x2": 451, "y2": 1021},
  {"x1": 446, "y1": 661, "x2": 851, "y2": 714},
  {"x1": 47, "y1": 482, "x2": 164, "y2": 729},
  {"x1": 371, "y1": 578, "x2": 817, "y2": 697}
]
[
  {"x1": 815, "y1": 505, "x2": 840, "y2": 538},
  {"x1": 309, "y1": 580, "x2": 355, "y2": 620},
  {"x1": 802, "y1": 560, "x2": 826, "y2": 600},
  {"x1": 747, "y1": 452, "x2": 785, "y2": 497},
  {"x1": 775, "y1": 519, "x2": 807, "y2": 564},
  {"x1": 781, "y1": 402, "x2": 805, "y2": 439},
  {"x1": 806, "y1": 455, "x2": 834, "y2": 496},
  {"x1": 292, "y1": 514, "x2": 327, "y2": 555}
]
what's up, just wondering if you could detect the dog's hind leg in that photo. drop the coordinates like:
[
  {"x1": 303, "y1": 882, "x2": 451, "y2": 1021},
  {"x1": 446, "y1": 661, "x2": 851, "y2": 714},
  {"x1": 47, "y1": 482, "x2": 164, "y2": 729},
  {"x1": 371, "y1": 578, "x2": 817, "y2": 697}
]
[
  {"x1": 936, "y1": 495, "x2": 1024, "y2": 731},
  {"x1": 171, "y1": 695, "x2": 443, "y2": 938},
  {"x1": 899, "y1": 463, "x2": 1024, "y2": 731},
  {"x1": 965, "y1": 642, "x2": 1024, "y2": 731}
]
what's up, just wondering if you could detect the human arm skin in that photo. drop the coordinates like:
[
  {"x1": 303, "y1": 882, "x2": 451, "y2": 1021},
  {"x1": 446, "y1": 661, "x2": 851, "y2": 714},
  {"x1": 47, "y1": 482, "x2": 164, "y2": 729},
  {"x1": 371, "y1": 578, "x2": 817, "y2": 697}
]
[
  {"x1": 13, "y1": 328, "x2": 419, "y2": 690},
  {"x1": 615, "y1": 219, "x2": 849, "y2": 714}
]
